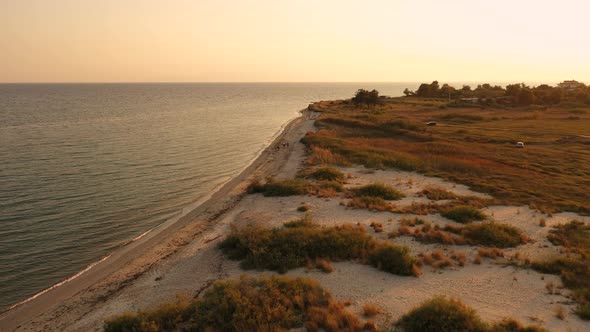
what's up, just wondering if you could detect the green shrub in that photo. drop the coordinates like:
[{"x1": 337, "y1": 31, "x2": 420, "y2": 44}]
[
  {"x1": 368, "y1": 243, "x2": 415, "y2": 276},
  {"x1": 220, "y1": 222, "x2": 415, "y2": 276},
  {"x1": 351, "y1": 183, "x2": 404, "y2": 200},
  {"x1": 397, "y1": 296, "x2": 487, "y2": 332},
  {"x1": 246, "y1": 179, "x2": 265, "y2": 194},
  {"x1": 309, "y1": 166, "x2": 345, "y2": 182},
  {"x1": 104, "y1": 313, "x2": 142, "y2": 332},
  {"x1": 318, "y1": 180, "x2": 345, "y2": 192},
  {"x1": 441, "y1": 205, "x2": 486, "y2": 223},
  {"x1": 284, "y1": 214, "x2": 316, "y2": 228},
  {"x1": 105, "y1": 275, "x2": 361, "y2": 332},
  {"x1": 104, "y1": 296, "x2": 190, "y2": 332},
  {"x1": 261, "y1": 179, "x2": 313, "y2": 197},
  {"x1": 462, "y1": 222, "x2": 525, "y2": 248}
]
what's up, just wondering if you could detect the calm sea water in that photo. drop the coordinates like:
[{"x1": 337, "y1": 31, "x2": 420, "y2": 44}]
[{"x1": 0, "y1": 83, "x2": 414, "y2": 309}]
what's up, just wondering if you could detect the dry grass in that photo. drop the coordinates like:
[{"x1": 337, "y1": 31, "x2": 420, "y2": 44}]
[
  {"x1": 418, "y1": 186, "x2": 459, "y2": 200},
  {"x1": 531, "y1": 221, "x2": 590, "y2": 319},
  {"x1": 350, "y1": 183, "x2": 405, "y2": 200},
  {"x1": 369, "y1": 222, "x2": 384, "y2": 233},
  {"x1": 104, "y1": 275, "x2": 362, "y2": 332},
  {"x1": 555, "y1": 306, "x2": 567, "y2": 320},
  {"x1": 477, "y1": 247, "x2": 504, "y2": 259},
  {"x1": 347, "y1": 196, "x2": 393, "y2": 212},
  {"x1": 362, "y1": 304, "x2": 382, "y2": 317},
  {"x1": 304, "y1": 99, "x2": 590, "y2": 215},
  {"x1": 419, "y1": 250, "x2": 455, "y2": 270},
  {"x1": 314, "y1": 258, "x2": 334, "y2": 273}
]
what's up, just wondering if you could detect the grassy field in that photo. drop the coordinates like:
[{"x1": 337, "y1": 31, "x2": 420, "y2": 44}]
[{"x1": 305, "y1": 98, "x2": 590, "y2": 214}]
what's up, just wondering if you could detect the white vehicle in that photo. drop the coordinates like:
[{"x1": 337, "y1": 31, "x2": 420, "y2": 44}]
[{"x1": 515, "y1": 142, "x2": 525, "y2": 148}]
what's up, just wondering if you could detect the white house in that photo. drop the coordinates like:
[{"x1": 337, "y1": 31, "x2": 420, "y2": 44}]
[{"x1": 558, "y1": 80, "x2": 584, "y2": 90}]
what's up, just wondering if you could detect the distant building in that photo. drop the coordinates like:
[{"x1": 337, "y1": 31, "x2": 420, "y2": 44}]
[{"x1": 558, "y1": 80, "x2": 584, "y2": 90}]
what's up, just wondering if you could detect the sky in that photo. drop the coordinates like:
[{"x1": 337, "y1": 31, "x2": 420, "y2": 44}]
[{"x1": 1, "y1": 0, "x2": 589, "y2": 83}]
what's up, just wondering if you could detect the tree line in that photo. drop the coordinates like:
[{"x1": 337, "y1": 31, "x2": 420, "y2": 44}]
[{"x1": 403, "y1": 81, "x2": 590, "y2": 106}]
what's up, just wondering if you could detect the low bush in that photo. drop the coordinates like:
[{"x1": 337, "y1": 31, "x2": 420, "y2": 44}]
[
  {"x1": 351, "y1": 183, "x2": 405, "y2": 200},
  {"x1": 284, "y1": 214, "x2": 317, "y2": 228},
  {"x1": 477, "y1": 247, "x2": 504, "y2": 259},
  {"x1": 347, "y1": 196, "x2": 392, "y2": 212},
  {"x1": 309, "y1": 166, "x2": 346, "y2": 182},
  {"x1": 104, "y1": 296, "x2": 191, "y2": 332},
  {"x1": 462, "y1": 222, "x2": 526, "y2": 248},
  {"x1": 531, "y1": 221, "x2": 590, "y2": 319},
  {"x1": 488, "y1": 318, "x2": 547, "y2": 332},
  {"x1": 362, "y1": 304, "x2": 381, "y2": 317},
  {"x1": 318, "y1": 180, "x2": 345, "y2": 192},
  {"x1": 368, "y1": 243, "x2": 416, "y2": 276},
  {"x1": 419, "y1": 187, "x2": 459, "y2": 200},
  {"x1": 396, "y1": 297, "x2": 546, "y2": 332},
  {"x1": 397, "y1": 296, "x2": 487, "y2": 332},
  {"x1": 105, "y1": 275, "x2": 361, "y2": 332},
  {"x1": 260, "y1": 179, "x2": 314, "y2": 196},
  {"x1": 220, "y1": 222, "x2": 415, "y2": 276},
  {"x1": 441, "y1": 205, "x2": 486, "y2": 223}
]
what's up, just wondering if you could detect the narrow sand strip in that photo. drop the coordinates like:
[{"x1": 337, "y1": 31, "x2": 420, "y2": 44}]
[{"x1": 0, "y1": 109, "x2": 316, "y2": 331}]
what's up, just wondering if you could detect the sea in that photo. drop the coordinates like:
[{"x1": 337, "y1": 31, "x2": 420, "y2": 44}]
[{"x1": 0, "y1": 82, "x2": 419, "y2": 310}]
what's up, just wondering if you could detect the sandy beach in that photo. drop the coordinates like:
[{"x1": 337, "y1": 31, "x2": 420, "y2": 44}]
[
  {"x1": 0, "y1": 108, "x2": 316, "y2": 331},
  {"x1": 2, "y1": 105, "x2": 589, "y2": 332}
]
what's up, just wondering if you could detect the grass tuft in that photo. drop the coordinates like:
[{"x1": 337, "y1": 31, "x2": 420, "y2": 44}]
[
  {"x1": 441, "y1": 205, "x2": 486, "y2": 223},
  {"x1": 260, "y1": 179, "x2": 314, "y2": 197},
  {"x1": 309, "y1": 166, "x2": 346, "y2": 182},
  {"x1": 462, "y1": 222, "x2": 527, "y2": 248},
  {"x1": 351, "y1": 183, "x2": 405, "y2": 200},
  {"x1": 419, "y1": 186, "x2": 459, "y2": 200}
]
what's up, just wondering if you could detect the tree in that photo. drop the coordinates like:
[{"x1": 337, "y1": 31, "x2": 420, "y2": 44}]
[
  {"x1": 440, "y1": 84, "x2": 455, "y2": 99},
  {"x1": 517, "y1": 89, "x2": 534, "y2": 106},
  {"x1": 505, "y1": 84, "x2": 522, "y2": 97},
  {"x1": 403, "y1": 88, "x2": 415, "y2": 96},
  {"x1": 352, "y1": 89, "x2": 380, "y2": 107},
  {"x1": 416, "y1": 84, "x2": 431, "y2": 97}
]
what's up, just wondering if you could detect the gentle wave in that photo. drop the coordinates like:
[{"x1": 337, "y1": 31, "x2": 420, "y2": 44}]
[{"x1": 0, "y1": 82, "x2": 411, "y2": 309}]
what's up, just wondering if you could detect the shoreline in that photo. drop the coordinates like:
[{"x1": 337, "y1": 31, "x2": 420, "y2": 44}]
[{"x1": 0, "y1": 107, "x2": 311, "y2": 331}]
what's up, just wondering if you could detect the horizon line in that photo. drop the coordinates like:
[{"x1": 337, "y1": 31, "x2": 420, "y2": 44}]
[{"x1": 0, "y1": 80, "x2": 579, "y2": 85}]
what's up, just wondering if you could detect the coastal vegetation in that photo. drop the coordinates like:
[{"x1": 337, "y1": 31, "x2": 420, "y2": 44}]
[
  {"x1": 391, "y1": 222, "x2": 527, "y2": 248},
  {"x1": 418, "y1": 186, "x2": 460, "y2": 200},
  {"x1": 104, "y1": 275, "x2": 361, "y2": 332},
  {"x1": 531, "y1": 221, "x2": 590, "y2": 319},
  {"x1": 350, "y1": 183, "x2": 405, "y2": 200},
  {"x1": 219, "y1": 218, "x2": 417, "y2": 276},
  {"x1": 247, "y1": 178, "x2": 313, "y2": 196},
  {"x1": 103, "y1": 280, "x2": 546, "y2": 332},
  {"x1": 305, "y1": 89, "x2": 590, "y2": 214},
  {"x1": 397, "y1": 296, "x2": 547, "y2": 332},
  {"x1": 308, "y1": 166, "x2": 346, "y2": 182},
  {"x1": 441, "y1": 205, "x2": 487, "y2": 223},
  {"x1": 404, "y1": 80, "x2": 590, "y2": 107}
]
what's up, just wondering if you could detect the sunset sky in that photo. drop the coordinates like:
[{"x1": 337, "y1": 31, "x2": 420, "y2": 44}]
[{"x1": 2, "y1": 0, "x2": 589, "y2": 83}]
